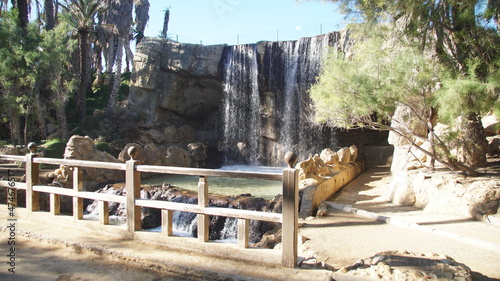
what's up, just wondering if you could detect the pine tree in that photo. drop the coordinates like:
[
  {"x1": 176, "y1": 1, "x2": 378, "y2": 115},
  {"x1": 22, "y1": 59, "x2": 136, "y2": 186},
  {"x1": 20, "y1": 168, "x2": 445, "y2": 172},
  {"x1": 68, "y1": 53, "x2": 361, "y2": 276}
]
[{"x1": 316, "y1": 0, "x2": 499, "y2": 170}]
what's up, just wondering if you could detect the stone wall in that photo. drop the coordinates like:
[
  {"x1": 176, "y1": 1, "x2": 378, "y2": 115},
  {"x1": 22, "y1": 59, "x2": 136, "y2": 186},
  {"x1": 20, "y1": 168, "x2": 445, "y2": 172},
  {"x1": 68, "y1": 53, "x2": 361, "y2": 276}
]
[{"x1": 298, "y1": 146, "x2": 364, "y2": 217}]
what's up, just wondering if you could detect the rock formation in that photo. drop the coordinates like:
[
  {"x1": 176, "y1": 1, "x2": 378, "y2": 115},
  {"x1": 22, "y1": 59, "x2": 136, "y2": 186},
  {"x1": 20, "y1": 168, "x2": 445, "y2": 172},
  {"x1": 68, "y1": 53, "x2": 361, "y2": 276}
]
[
  {"x1": 388, "y1": 106, "x2": 500, "y2": 219},
  {"x1": 297, "y1": 146, "x2": 364, "y2": 217},
  {"x1": 63, "y1": 136, "x2": 124, "y2": 189},
  {"x1": 128, "y1": 34, "x2": 390, "y2": 166},
  {"x1": 341, "y1": 251, "x2": 472, "y2": 280}
]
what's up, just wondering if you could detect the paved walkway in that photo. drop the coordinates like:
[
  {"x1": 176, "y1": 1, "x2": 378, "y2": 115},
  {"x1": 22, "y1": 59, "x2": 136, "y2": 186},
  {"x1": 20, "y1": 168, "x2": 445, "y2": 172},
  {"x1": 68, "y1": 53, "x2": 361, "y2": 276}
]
[
  {"x1": 300, "y1": 165, "x2": 500, "y2": 280},
  {"x1": 1, "y1": 165, "x2": 499, "y2": 280}
]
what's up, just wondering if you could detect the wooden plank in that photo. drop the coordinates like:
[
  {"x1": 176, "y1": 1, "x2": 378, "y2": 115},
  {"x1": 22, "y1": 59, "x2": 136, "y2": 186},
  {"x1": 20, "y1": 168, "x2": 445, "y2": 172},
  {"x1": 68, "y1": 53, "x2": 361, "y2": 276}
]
[
  {"x1": 126, "y1": 160, "x2": 141, "y2": 235},
  {"x1": 198, "y1": 176, "x2": 209, "y2": 242},
  {"x1": 161, "y1": 209, "x2": 173, "y2": 236},
  {"x1": 26, "y1": 154, "x2": 40, "y2": 212},
  {"x1": 73, "y1": 167, "x2": 84, "y2": 220},
  {"x1": 135, "y1": 199, "x2": 282, "y2": 222},
  {"x1": 76, "y1": 191, "x2": 126, "y2": 203},
  {"x1": 0, "y1": 181, "x2": 27, "y2": 190},
  {"x1": 32, "y1": 185, "x2": 126, "y2": 204},
  {"x1": 50, "y1": 193, "x2": 61, "y2": 215},
  {"x1": 238, "y1": 219, "x2": 249, "y2": 248},
  {"x1": 34, "y1": 185, "x2": 75, "y2": 197},
  {"x1": 0, "y1": 155, "x2": 26, "y2": 162},
  {"x1": 136, "y1": 165, "x2": 282, "y2": 181},
  {"x1": 34, "y1": 157, "x2": 126, "y2": 171},
  {"x1": 8, "y1": 188, "x2": 17, "y2": 206},
  {"x1": 281, "y1": 168, "x2": 299, "y2": 268},
  {"x1": 99, "y1": 201, "x2": 109, "y2": 225}
]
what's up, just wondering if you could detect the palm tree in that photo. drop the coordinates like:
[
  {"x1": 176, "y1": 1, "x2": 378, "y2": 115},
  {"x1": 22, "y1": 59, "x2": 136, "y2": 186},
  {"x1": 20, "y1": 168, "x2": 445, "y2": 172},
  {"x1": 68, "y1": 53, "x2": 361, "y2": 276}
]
[
  {"x1": 98, "y1": 0, "x2": 133, "y2": 110},
  {"x1": 17, "y1": 0, "x2": 29, "y2": 34},
  {"x1": 133, "y1": 0, "x2": 149, "y2": 45},
  {"x1": 60, "y1": 0, "x2": 103, "y2": 122},
  {"x1": 44, "y1": 0, "x2": 55, "y2": 30}
]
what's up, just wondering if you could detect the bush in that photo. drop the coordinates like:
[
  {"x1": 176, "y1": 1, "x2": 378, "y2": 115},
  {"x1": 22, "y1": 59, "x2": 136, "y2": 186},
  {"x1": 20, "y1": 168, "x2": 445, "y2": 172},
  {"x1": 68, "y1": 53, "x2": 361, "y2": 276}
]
[{"x1": 42, "y1": 138, "x2": 67, "y2": 159}]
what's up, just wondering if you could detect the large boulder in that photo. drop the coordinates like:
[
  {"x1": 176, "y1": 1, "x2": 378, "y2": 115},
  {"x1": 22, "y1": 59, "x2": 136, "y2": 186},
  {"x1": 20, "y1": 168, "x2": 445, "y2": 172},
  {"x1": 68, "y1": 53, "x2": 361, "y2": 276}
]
[
  {"x1": 163, "y1": 146, "x2": 192, "y2": 167},
  {"x1": 482, "y1": 114, "x2": 500, "y2": 136},
  {"x1": 63, "y1": 136, "x2": 123, "y2": 186},
  {"x1": 143, "y1": 143, "x2": 162, "y2": 166},
  {"x1": 488, "y1": 136, "x2": 500, "y2": 156},
  {"x1": 337, "y1": 147, "x2": 352, "y2": 164},
  {"x1": 187, "y1": 142, "x2": 208, "y2": 167},
  {"x1": 118, "y1": 143, "x2": 146, "y2": 163},
  {"x1": 129, "y1": 38, "x2": 226, "y2": 127},
  {"x1": 320, "y1": 148, "x2": 339, "y2": 165}
]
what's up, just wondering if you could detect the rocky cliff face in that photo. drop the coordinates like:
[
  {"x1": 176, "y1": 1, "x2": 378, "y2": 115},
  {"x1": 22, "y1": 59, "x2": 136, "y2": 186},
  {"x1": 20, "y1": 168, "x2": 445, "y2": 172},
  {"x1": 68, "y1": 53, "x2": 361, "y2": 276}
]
[
  {"x1": 130, "y1": 38, "x2": 225, "y2": 126},
  {"x1": 129, "y1": 34, "x2": 389, "y2": 167}
]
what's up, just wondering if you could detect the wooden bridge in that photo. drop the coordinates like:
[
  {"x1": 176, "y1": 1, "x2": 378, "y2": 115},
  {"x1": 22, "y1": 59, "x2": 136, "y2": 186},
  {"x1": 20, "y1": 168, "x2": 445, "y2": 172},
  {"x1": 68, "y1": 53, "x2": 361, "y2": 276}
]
[{"x1": 0, "y1": 143, "x2": 299, "y2": 267}]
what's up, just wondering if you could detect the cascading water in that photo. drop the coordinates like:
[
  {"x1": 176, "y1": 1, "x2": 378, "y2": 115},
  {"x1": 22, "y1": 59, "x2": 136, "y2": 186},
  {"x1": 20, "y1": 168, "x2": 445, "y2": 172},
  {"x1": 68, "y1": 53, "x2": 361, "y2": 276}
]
[
  {"x1": 221, "y1": 33, "x2": 338, "y2": 165},
  {"x1": 281, "y1": 40, "x2": 300, "y2": 154},
  {"x1": 221, "y1": 44, "x2": 261, "y2": 165}
]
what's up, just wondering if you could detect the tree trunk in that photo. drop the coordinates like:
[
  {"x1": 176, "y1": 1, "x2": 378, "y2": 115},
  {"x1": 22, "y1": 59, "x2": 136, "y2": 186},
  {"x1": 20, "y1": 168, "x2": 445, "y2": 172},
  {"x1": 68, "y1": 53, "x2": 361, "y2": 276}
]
[
  {"x1": 162, "y1": 8, "x2": 169, "y2": 39},
  {"x1": 456, "y1": 113, "x2": 488, "y2": 168},
  {"x1": 77, "y1": 28, "x2": 91, "y2": 122},
  {"x1": 107, "y1": 37, "x2": 123, "y2": 110},
  {"x1": 134, "y1": 0, "x2": 150, "y2": 45},
  {"x1": 8, "y1": 108, "x2": 21, "y2": 145},
  {"x1": 55, "y1": 101, "x2": 68, "y2": 140},
  {"x1": 17, "y1": 0, "x2": 28, "y2": 28},
  {"x1": 44, "y1": 0, "x2": 55, "y2": 31}
]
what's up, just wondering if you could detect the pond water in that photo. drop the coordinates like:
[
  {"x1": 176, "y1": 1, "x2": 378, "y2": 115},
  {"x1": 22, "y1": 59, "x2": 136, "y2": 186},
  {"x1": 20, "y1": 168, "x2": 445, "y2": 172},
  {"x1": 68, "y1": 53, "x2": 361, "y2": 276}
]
[{"x1": 141, "y1": 165, "x2": 284, "y2": 200}]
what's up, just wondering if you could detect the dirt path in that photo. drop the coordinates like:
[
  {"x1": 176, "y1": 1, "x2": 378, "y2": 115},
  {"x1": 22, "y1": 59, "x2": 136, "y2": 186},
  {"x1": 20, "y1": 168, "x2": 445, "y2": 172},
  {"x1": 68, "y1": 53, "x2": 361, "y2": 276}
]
[
  {"x1": 299, "y1": 165, "x2": 500, "y2": 280},
  {"x1": 0, "y1": 236, "x2": 189, "y2": 281}
]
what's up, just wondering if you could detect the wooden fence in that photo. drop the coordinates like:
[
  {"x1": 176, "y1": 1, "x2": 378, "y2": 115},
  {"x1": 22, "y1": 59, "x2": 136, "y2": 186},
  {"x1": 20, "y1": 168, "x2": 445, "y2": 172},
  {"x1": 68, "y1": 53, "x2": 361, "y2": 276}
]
[{"x1": 0, "y1": 143, "x2": 299, "y2": 267}]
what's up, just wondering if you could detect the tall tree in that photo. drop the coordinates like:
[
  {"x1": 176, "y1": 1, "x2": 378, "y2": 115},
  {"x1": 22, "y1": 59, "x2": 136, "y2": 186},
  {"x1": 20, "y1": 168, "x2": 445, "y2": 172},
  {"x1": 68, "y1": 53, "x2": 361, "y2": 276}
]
[
  {"x1": 44, "y1": 0, "x2": 55, "y2": 30},
  {"x1": 320, "y1": 0, "x2": 499, "y2": 168},
  {"x1": 133, "y1": 0, "x2": 149, "y2": 45},
  {"x1": 60, "y1": 0, "x2": 103, "y2": 122},
  {"x1": 161, "y1": 7, "x2": 169, "y2": 39},
  {"x1": 97, "y1": 0, "x2": 133, "y2": 110},
  {"x1": 38, "y1": 19, "x2": 78, "y2": 139},
  {"x1": 309, "y1": 24, "x2": 495, "y2": 176},
  {"x1": 0, "y1": 10, "x2": 41, "y2": 144},
  {"x1": 16, "y1": 0, "x2": 29, "y2": 33}
]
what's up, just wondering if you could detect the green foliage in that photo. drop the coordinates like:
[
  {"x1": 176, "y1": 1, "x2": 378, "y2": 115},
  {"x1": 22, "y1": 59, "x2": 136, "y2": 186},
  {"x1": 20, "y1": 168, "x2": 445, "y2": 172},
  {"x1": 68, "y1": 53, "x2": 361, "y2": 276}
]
[
  {"x1": 435, "y1": 76, "x2": 499, "y2": 124},
  {"x1": 310, "y1": 25, "x2": 440, "y2": 128},
  {"x1": 42, "y1": 139, "x2": 67, "y2": 159}
]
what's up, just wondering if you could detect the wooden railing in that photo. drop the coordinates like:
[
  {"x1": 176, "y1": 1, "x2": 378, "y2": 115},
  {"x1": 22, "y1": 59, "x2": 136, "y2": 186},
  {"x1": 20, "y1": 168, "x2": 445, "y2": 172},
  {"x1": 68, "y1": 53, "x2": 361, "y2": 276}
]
[{"x1": 0, "y1": 143, "x2": 299, "y2": 267}]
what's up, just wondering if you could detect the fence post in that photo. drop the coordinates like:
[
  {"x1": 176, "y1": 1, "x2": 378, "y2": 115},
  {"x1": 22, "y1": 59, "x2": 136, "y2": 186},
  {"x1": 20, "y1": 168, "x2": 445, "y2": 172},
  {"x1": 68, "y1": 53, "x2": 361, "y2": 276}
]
[
  {"x1": 282, "y1": 152, "x2": 298, "y2": 268},
  {"x1": 26, "y1": 142, "x2": 40, "y2": 212},
  {"x1": 72, "y1": 167, "x2": 84, "y2": 220},
  {"x1": 126, "y1": 146, "x2": 141, "y2": 237},
  {"x1": 197, "y1": 176, "x2": 209, "y2": 242}
]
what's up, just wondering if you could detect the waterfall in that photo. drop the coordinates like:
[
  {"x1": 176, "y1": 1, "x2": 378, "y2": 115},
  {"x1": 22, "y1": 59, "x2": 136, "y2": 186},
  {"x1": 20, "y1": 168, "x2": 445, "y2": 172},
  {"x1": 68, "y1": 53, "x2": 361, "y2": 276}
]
[
  {"x1": 221, "y1": 32, "x2": 339, "y2": 166},
  {"x1": 221, "y1": 44, "x2": 261, "y2": 165}
]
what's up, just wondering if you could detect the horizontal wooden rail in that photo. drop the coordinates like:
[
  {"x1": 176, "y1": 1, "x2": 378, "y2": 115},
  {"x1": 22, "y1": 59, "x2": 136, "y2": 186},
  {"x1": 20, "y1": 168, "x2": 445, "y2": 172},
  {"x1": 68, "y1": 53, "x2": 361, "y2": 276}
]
[
  {"x1": 34, "y1": 157, "x2": 126, "y2": 171},
  {"x1": 0, "y1": 181, "x2": 27, "y2": 190},
  {"x1": 33, "y1": 185, "x2": 126, "y2": 203},
  {"x1": 0, "y1": 155, "x2": 25, "y2": 162},
  {"x1": 135, "y1": 199, "x2": 282, "y2": 223},
  {"x1": 137, "y1": 164, "x2": 283, "y2": 181}
]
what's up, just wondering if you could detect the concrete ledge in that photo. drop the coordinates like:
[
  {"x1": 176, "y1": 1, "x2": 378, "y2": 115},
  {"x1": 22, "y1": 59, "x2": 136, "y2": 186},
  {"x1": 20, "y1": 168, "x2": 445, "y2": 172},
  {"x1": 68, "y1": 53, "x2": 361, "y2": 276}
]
[{"x1": 300, "y1": 161, "x2": 364, "y2": 217}]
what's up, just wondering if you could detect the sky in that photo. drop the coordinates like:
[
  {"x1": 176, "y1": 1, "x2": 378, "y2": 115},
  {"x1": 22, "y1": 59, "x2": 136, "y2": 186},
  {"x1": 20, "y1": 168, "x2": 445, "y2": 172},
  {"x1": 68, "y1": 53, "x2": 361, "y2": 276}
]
[{"x1": 145, "y1": 0, "x2": 346, "y2": 45}]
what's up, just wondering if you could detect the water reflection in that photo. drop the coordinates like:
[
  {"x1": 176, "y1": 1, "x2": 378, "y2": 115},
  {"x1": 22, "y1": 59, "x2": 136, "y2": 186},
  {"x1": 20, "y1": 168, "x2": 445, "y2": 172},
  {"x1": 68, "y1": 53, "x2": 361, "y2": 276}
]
[{"x1": 142, "y1": 165, "x2": 283, "y2": 200}]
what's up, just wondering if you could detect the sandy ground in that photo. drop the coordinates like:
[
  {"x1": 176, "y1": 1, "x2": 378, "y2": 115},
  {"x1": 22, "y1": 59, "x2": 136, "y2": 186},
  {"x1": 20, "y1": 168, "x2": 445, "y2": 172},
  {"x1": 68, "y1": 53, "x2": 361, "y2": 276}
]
[
  {"x1": 300, "y1": 165, "x2": 500, "y2": 280},
  {"x1": 0, "y1": 236, "x2": 190, "y2": 281}
]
